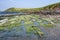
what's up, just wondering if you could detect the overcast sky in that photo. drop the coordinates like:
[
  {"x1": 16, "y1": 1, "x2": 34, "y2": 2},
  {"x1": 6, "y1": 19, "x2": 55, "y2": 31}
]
[{"x1": 0, "y1": 0, "x2": 60, "y2": 11}]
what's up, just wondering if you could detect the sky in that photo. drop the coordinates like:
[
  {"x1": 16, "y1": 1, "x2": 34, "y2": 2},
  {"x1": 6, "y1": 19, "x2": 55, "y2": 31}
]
[{"x1": 0, "y1": 0, "x2": 60, "y2": 11}]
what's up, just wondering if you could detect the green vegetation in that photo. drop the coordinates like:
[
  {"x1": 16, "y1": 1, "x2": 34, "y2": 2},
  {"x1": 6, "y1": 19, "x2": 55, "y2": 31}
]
[
  {"x1": 42, "y1": 2, "x2": 60, "y2": 10},
  {"x1": 0, "y1": 15, "x2": 55, "y2": 36},
  {"x1": 5, "y1": 2, "x2": 60, "y2": 13},
  {"x1": 0, "y1": 15, "x2": 54, "y2": 29}
]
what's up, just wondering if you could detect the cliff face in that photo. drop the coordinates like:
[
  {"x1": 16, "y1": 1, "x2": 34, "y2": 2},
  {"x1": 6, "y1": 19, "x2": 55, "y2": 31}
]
[{"x1": 5, "y1": 2, "x2": 60, "y2": 14}]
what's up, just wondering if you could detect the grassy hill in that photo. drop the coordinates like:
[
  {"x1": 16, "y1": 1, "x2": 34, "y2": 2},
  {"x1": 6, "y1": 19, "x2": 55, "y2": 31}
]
[{"x1": 5, "y1": 2, "x2": 60, "y2": 13}]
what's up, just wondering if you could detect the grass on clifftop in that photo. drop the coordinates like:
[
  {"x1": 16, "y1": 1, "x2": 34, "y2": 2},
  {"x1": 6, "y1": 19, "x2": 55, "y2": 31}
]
[{"x1": 5, "y1": 2, "x2": 60, "y2": 12}]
